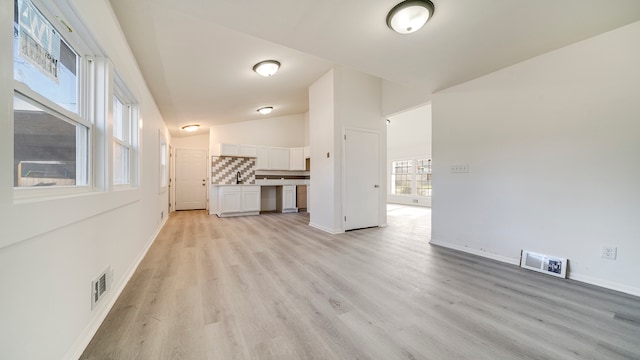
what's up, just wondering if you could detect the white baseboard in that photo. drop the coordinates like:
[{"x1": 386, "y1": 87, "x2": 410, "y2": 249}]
[
  {"x1": 429, "y1": 239, "x2": 521, "y2": 266},
  {"x1": 65, "y1": 217, "x2": 168, "y2": 360},
  {"x1": 308, "y1": 222, "x2": 343, "y2": 235},
  {"x1": 569, "y1": 273, "x2": 640, "y2": 297},
  {"x1": 430, "y1": 238, "x2": 640, "y2": 298}
]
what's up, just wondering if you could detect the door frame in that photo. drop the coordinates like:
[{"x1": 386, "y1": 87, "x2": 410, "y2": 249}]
[
  {"x1": 172, "y1": 147, "x2": 209, "y2": 211},
  {"x1": 341, "y1": 127, "x2": 383, "y2": 231}
]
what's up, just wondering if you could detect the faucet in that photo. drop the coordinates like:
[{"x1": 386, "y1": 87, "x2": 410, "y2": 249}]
[{"x1": 236, "y1": 171, "x2": 241, "y2": 184}]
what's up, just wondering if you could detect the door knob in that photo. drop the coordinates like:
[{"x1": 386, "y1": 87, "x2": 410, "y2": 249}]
[{"x1": 374, "y1": 184, "x2": 380, "y2": 188}]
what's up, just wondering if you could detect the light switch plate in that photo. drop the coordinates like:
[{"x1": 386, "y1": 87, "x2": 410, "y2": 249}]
[{"x1": 450, "y1": 164, "x2": 469, "y2": 173}]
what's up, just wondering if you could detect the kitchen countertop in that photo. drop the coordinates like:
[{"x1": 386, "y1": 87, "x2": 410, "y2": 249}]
[{"x1": 212, "y1": 180, "x2": 309, "y2": 186}]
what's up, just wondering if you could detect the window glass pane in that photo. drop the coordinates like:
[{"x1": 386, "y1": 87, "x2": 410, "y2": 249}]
[
  {"x1": 113, "y1": 143, "x2": 130, "y2": 185},
  {"x1": 391, "y1": 160, "x2": 414, "y2": 195},
  {"x1": 13, "y1": 0, "x2": 78, "y2": 113},
  {"x1": 160, "y1": 141, "x2": 167, "y2": 187},
  {"x1": 113, "y1": 96, "x2": 126, "y2": 141},
  {"x1": 416, "y1": 159, "x2": 432, "y2": 196},
  {"x1": 14, "y1": 95, "x2": 87, "y2": 187}
]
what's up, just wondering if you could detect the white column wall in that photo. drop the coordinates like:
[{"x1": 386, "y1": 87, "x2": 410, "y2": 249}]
[
  {"x1": 309, "y1": 70, "x2": 338, "y2": 232},
  {"x1": 309, "y1": 67, "x2": 386, "y2": 232}
]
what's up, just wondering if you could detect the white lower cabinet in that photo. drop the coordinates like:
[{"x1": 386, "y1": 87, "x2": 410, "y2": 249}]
[
  {"x1": 242, "y1": 186, "x2": 260, "y2": 212},
  {"x1": 213, "y1": 185, "x2": 260, "y2": 217},
  {"x1": 276, "y1": 185, "x2": 298, "y2": 213}
]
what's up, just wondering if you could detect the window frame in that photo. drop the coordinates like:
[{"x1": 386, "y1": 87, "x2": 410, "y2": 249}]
[
  {"x1": 390, "y1": 157, "x2": 432, "y2": 197},
  {"x1": 12, "y1": 0, "x2": 95, "y2": 200},
  {"x1": 111, "y1": 73, "x2": 139, "y2": 189},
  {"x1": 390, "y1": 159, "x2": 414, "y2": 195},
  {"x1": 159, "y1": 131, "x2": 168, "y2": 192}
]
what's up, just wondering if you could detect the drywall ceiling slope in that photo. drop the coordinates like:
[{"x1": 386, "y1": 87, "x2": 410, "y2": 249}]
[{"x1": 109, "y1": 0, "x2": 640, "y2": 136}]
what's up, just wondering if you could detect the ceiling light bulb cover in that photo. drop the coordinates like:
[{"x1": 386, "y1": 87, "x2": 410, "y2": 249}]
[
  {"x1": 257, "y1": 106, "x2": 273, "y2": 115},
  {"x1": 181, "y1": 124, "x2": 200, "y2": 132},
  {"x1": 387, "y1": 0, "x2": 434, "y2": 34},
  {"x1": 253, "y1": 60, "x2": 281, "y2": 76}
]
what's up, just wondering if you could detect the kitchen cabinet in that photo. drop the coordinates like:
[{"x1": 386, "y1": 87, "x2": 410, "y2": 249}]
[
  {"x1": 269, "y1": 147, "x2": 290, "y2": 170},
  {"x1": 276, "y1": 185, "x2": 297, "y2": 213},
  {"x1": 289, "y1": 147, "x2": 305, "y2": 170},
  {"x1": 215, "y1": 143, "x2": 257, "y2": 158},
  {"x1": 239, "y1": 144, "x2": 257, "y2": 157},
  {"x1": 241, "y1": 185, "x2": 261, "y2": 212},
  {"x1": 218, "y1": 143, "x2": 240, "y2": 156},
  {"x1": 213, "y1": 185, "x2": 260, "y2": 217},
  {"x1": 256, "y1": 146, "x2": 269, "y2": 169}
]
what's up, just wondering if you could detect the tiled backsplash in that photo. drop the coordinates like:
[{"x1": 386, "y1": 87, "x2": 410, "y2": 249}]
[{"x1": 211, "y1": 156, "x2": 255, "y2": 184}]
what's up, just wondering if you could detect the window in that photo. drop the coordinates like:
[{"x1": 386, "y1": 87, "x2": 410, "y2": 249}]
[
  {"x1": 112, "y1": 96, "x2": 130, "y2": 185},
  {"x1": 391, "y1": 160, "x2": 413, "y2": 195},
  {"x1": 390, "y1": 158, "x2": 432, "y2": 197},
  {"x1": 112, "y1": 75, "x2": 138, "y2": 187},
  {"x1": 415, "y1": 159, "x2": 432, "y2": 197},
  {"x1": 13, "y1": 0, "x2": 90, "y2": 190},
  {"x1": 159, "y1": 135, "x2": 168, "y2": 190}
]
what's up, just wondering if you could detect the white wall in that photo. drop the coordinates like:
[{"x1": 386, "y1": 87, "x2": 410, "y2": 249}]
[
  {"x1": 431, "y1": 21, "x2": 640, "y2": 295},
  {"x1": 382, "y1": 80, "x2": 431, "y2": 118},
  {"x1": 309, "y1": 70, "x2": 337, "y2": 232},
  {"x1": 173, "y1": 133, "x2": 210, "y2": 149},
  {"x1": 309, "y1": 67, "x2": 386, "y2": 232},
  {"x1": 387, "y1": 104, "x2": 432, "y2": 206},
  {"x1": 0, "y1": 1, "x2": 170, "y2": 359},
  {"x1": 209, "y1": 114, "x2": 306, "y2": 149}
]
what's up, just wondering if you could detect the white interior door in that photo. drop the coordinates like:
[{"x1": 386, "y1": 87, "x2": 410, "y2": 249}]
[
  {"x1": 344, "y1": 129, "x2": 380, "y2": 230},
  {"x1": 175, "y1": 148, "x2": 208, "y2": 210}
]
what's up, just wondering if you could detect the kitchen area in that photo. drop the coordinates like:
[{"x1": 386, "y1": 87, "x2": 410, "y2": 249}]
[{"x1": 209, "y1": 143, "x2": 310, "y2": 217}]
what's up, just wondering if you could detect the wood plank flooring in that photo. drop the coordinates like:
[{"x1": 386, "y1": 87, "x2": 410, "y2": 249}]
[{"x1": 80, "y1": 206, "x2": 640, "y2": 359}]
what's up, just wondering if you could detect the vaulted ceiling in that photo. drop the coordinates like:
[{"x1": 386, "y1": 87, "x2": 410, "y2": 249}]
[{"x1": 108, "y1": 0, "x2": 640, "y2": 136}]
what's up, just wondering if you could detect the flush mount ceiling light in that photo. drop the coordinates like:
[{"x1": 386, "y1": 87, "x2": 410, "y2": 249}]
[
  {"x1": 181, "y1": 124, "x2": 200, "y2": 132},
  {"x1": 386, "y1": 0, "x2": 435, "y2": 34},
  {"x1": 257, "y1": 106, "x2": 273, "y2": 115},
  {"x1": 252, "y1": 60, "x2": 281, "y2": 77}
]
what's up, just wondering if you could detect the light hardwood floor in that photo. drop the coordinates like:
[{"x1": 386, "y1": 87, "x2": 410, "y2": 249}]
[{"x1": 81, "y1": 206, "x2": 640, "y2": 360}]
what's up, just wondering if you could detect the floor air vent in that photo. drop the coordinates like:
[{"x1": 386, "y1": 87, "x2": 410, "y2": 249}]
[
  {"x1": 91, "y1": 267, "x2": 112, "y2": 309},
  {"x1": 520, "y1": 250, "x2": 567, "y2": 278}
]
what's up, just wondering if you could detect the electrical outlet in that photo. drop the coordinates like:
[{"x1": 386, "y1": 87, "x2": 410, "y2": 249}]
[
  {"x1": 601, "y1": 245, "x2": 617, "y2": 260},
  {"x1": 160, "y1": 210, "x2": 164, "y2": 220},
  {"x1": 450, "y1": 164, "x2": 469, "y2": 173}
]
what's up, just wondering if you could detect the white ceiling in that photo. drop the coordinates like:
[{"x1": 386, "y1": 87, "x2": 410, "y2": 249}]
[{"x1": 108, "y1": 0, "x2": 640, "y2": 137}]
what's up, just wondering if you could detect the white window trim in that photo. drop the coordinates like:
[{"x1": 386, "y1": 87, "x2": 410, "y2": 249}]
[
  {"x1": 112, "y1": 73, "x2": 139, "y2": 189},
  {"x1": 12, "y1": 0, "x2": 97, "y2": 201},
  {"x1": 159, "y1": 131, "x2": 168, "y2": 193},
  {"x1": 389, "y1": 157, "x2": 432, "y2": 198}
]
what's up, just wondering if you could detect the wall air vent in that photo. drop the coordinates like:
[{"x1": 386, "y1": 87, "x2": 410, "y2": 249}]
[
  {"x1": 520, "y1": 250, "x2": 567, "y2": 278},
  {"x1": 91, "y1": 267, "x2": 112, "y2": 309}
]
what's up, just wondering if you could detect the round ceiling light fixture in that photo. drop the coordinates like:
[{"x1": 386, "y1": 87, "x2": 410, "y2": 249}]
[
  {"x1": 181, "y1": 124, "x2": 200, "y2": 132},
  {"x1": 252, "y1": 60, "x2": 281, "y2": 77},
  {"x1": 386, "y1": 0, "x2": 435, "y2": 34},
  {"x1": 257, "y1": 106, "x2": 273, "y2": 115}
]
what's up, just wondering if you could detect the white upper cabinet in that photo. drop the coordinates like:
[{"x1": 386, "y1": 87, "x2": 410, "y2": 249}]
[
  {"x1": 269, "y1": 147, "x2": 290, "y2": 170},
  {"x1": 289, "y1": 147, "x2": 305, "y2": 170},
  {"x1": 256, "y1": 146, "x2": 270, "y2": 169},
  {"x1": 239, "y1": 144, "x2": 257, "y2": 157},
  {"x1": 221, "y1": 143, "x2": 240, "y2": 156},
  {"x1": 216, "y1": 143, "x2": 306, "y2": 170}
]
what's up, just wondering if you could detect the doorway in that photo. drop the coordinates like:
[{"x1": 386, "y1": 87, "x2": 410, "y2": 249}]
[
  {"x1": 175, "y1": 148, "x2": 208, "y2": 210},
  {"x1": 344, "y1": 128, "x2": 380, "y2": 231}
]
